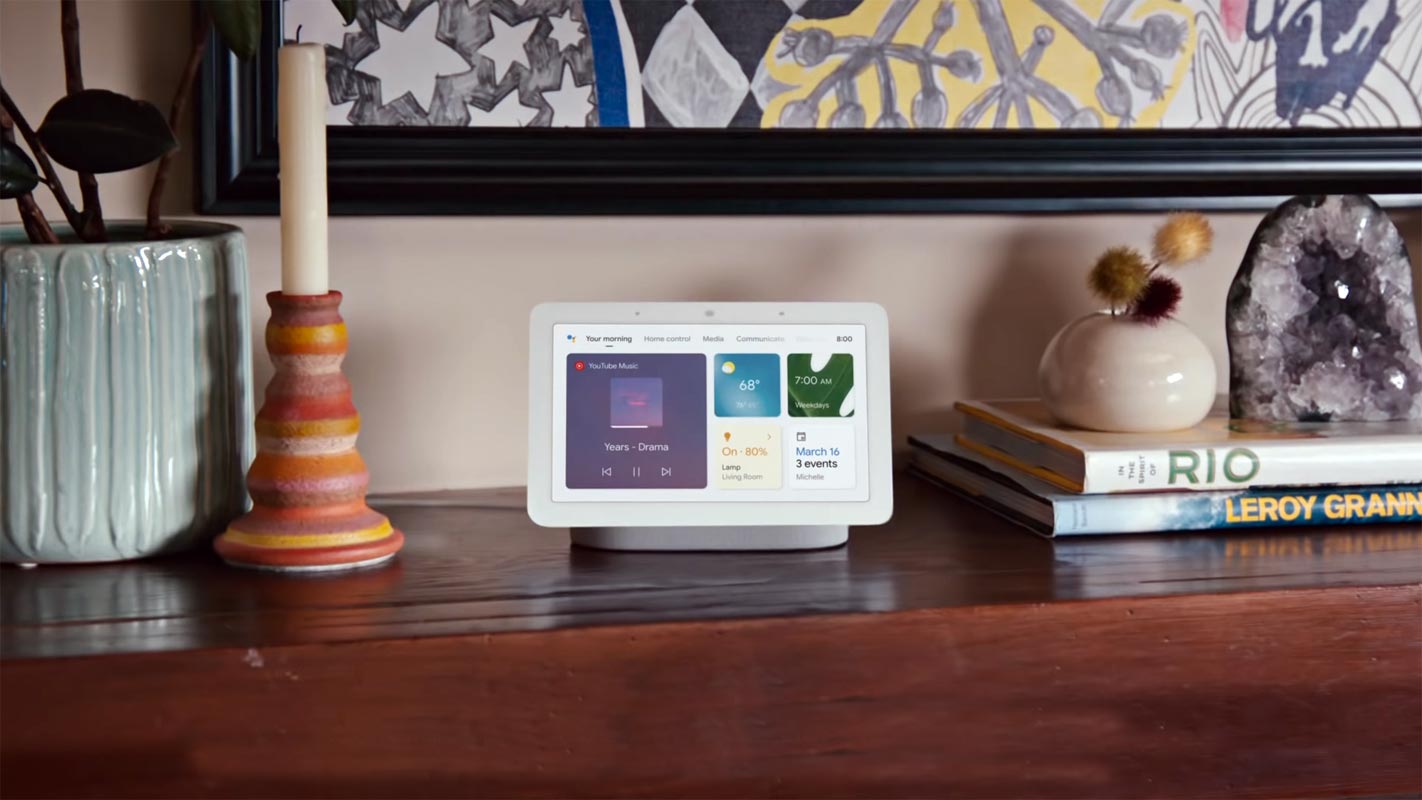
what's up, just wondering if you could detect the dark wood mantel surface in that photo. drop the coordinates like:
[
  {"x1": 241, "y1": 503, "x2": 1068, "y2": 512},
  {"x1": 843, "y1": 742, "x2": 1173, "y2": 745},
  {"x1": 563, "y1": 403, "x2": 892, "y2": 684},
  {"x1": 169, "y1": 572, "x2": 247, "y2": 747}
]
[
  {"x1": 4, "y1": 478, "x2": 1420, "y2": 660},
  {"x1": 2, "y1": 477, "x2": 1420, "y2": 798}
]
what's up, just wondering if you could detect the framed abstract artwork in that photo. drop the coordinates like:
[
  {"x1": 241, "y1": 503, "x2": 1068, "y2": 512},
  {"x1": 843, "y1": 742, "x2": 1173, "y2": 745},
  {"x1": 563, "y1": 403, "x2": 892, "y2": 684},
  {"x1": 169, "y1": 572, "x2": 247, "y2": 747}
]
[{"x1": 196, "y1": 0, "x2": 1422, "y2": 214}]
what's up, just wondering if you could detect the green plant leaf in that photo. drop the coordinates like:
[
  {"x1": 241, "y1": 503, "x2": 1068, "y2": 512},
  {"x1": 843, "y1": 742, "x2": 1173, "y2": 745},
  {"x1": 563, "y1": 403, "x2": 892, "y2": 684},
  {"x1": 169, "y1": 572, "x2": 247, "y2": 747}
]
[
  {"x1": 331, "y1": 0, "x2": 358, "y2": 26},
  {"x1": 37, "y1": 89, "x2": 177, "y2": 174},
  {"x1": 1, "y1": 139, "x2": 42, "y2": 199},
  {"x1": 787, "y1": 354, "x2": 855, "y2": 417},
  {"x1": 210, "y1": 0, "x2": 260, "y2": 60}
]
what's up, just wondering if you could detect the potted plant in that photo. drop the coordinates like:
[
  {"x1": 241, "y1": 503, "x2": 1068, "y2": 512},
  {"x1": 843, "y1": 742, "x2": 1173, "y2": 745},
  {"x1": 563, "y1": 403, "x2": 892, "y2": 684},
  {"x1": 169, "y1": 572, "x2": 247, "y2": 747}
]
[
  {"x1": 1038, "y1": 212, "x2": 1218, "y2": 433},
  {"x1": 0, "y1": 0, "x2": 353, "y2": 563}
]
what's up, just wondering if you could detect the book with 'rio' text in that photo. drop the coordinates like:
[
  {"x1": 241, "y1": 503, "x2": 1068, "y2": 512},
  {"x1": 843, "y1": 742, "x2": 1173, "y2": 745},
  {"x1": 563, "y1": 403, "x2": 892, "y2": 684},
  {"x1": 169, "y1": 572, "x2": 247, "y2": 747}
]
[
  {"x1": 955, "y1": 398, "x2": 1422, "y2": 494},
  {"x1": 909, "y1": 435, "x2": 1422, "y2": 536}
]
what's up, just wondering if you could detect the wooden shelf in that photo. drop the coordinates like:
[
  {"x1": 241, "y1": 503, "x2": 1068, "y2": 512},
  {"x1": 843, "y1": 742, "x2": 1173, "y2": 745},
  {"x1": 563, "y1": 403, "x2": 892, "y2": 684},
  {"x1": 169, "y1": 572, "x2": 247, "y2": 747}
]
[{"x1": 3, "y1": 477, "x2": 1419, "y2": 798}]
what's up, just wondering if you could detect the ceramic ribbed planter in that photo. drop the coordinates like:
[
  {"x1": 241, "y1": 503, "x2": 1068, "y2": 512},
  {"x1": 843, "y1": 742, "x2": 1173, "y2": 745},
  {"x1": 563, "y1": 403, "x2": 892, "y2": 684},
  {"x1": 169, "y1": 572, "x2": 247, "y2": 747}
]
[{"x1": 1, "y1": 222, "x2": 254, "y2": 563}]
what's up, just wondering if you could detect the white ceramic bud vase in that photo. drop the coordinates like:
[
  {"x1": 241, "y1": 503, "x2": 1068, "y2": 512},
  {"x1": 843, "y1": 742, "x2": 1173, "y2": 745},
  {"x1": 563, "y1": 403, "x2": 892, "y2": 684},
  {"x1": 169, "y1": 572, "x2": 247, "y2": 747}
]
[{"x1": 1038, "y1": 312, "x2": 1216, "y2": 432}]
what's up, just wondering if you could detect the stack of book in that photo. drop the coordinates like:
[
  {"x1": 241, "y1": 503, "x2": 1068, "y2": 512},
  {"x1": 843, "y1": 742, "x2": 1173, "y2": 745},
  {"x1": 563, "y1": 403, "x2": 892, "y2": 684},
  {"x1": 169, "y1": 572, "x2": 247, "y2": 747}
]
[{"x1": 909, "y1": 399, "x2": 1422, "y2": 536}]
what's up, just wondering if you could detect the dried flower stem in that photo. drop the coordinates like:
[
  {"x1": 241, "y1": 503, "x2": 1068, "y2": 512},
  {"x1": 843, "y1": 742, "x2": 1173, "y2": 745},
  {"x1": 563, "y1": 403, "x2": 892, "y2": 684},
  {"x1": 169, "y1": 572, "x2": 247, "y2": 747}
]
[
  {"x1": 0, "y1": 82, "x2": 82, "y2": 235},
  {"x1": 61, "y1": 0, "x2": 104, "y2": 241},
  {"x1": 146, "y1": 6, "x2": 211, "y2": 239}
]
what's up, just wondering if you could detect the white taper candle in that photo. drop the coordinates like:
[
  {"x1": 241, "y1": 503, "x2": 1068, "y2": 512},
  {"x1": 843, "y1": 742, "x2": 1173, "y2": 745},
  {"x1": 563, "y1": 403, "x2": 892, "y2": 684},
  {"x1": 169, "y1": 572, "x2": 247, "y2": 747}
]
[{"x1": 278, "y1": 44, "x2": 329, "y2": 295}]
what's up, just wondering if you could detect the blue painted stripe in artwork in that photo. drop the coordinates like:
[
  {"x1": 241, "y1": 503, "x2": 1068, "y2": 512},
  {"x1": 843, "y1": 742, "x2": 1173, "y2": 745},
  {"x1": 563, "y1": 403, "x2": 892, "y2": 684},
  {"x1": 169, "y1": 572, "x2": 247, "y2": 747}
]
[{"x1": 582, "y1": 0, "x2": 629, "y2": 127}]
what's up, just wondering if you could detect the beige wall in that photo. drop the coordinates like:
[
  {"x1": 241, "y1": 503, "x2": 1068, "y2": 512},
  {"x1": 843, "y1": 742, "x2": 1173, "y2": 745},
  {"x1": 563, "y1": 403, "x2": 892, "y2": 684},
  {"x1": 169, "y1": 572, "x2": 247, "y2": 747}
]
[{"x1": 4, "y1": 0, "x2": 1420, "y2": 492}]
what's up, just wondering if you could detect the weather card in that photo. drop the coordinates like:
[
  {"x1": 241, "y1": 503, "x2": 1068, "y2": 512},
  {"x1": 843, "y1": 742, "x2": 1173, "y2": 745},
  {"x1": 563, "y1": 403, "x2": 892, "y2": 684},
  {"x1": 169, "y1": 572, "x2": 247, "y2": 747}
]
[{"x1": 714, "y1": 354, "x2": 780, "y2": 417}]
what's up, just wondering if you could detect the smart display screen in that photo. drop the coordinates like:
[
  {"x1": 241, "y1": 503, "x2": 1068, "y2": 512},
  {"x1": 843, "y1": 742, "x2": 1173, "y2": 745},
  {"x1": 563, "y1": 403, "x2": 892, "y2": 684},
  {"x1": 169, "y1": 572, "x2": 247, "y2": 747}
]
[{"x1": 551, "y1": 324, "x2": 869, "y2": 502}]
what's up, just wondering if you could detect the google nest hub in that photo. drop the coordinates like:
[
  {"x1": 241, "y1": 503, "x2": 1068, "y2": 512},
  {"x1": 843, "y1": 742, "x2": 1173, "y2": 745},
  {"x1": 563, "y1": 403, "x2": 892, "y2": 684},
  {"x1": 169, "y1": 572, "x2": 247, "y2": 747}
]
[{"x1": 528, "y1": 303, "x2": 893, "y2": 550}]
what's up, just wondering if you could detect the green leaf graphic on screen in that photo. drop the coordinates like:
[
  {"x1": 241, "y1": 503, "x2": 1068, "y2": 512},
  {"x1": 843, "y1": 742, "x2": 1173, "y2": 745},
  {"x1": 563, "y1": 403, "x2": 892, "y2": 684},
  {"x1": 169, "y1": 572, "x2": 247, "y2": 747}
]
[{"x1": 787, "y1": 354, "x2": 854, "y2": 417}]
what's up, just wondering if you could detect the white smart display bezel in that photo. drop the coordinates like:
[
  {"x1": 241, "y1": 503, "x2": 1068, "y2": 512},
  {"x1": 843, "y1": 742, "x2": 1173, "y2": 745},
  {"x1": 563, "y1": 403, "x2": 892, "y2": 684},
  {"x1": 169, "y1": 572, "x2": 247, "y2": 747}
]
[{"x1": 527, "y1": 302, "x2": 893, "y2": 528}]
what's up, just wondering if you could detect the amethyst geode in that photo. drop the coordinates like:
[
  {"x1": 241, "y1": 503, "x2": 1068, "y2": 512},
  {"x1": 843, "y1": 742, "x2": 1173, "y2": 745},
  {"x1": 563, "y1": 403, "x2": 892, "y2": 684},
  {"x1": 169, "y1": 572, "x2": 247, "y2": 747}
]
[{"x1": 1227, "y1": 195, "x2": 1422, "y2": 422}]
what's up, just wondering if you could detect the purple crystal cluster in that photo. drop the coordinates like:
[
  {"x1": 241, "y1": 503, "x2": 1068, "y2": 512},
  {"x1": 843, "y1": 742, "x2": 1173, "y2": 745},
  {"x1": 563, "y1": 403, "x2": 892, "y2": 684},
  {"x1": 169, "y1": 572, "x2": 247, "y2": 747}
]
[{"x1": 1228, "y1": 195, "x2": 1422, "y2": 422}]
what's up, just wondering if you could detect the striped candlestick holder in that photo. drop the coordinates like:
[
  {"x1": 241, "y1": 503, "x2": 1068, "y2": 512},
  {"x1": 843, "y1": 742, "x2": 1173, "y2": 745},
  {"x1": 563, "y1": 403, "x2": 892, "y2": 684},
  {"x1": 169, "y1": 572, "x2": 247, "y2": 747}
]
[{"x1": 215, "y1": 291, "x2": 404, "y2": 571}]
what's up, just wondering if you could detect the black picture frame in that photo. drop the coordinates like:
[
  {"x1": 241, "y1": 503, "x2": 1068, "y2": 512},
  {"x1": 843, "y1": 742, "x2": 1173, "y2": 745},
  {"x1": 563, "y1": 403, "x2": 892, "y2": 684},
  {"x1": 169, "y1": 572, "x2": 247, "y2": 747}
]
[{"x1": 196, "y1": 2, "x2": 1422, "y2": 216}]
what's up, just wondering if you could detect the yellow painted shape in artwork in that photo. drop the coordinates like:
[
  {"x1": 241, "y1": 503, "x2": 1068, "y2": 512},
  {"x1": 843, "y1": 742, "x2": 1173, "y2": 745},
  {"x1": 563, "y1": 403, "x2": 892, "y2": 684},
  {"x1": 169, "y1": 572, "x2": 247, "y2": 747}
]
[{"x1": 760, "y1": 0, "x2": 1195, "y2": 129}]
